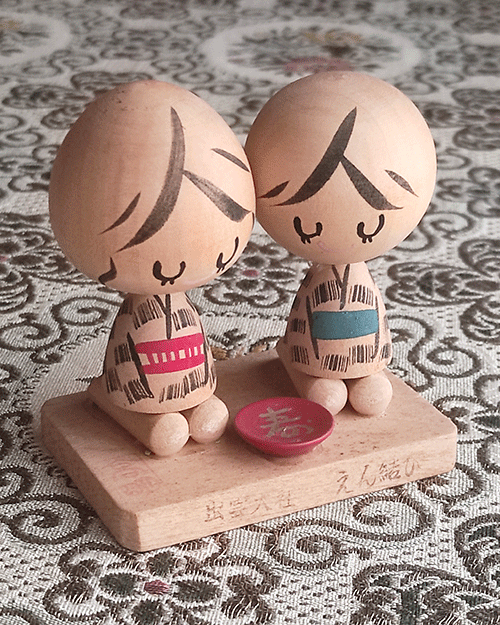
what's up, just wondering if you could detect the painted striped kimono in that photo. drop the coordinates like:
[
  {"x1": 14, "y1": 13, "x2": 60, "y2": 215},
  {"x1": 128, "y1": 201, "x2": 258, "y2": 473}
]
[
  {"x1": 277, "y1": 262, "x2": 392, "y2": 380},
  {"x1": 102, "y1": 292, "x2": 216, "y2": 413}
]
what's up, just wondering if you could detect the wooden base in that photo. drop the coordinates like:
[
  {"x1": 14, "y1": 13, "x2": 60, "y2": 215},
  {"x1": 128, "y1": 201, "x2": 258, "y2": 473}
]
[{"x1": 41, "y1": 350, "x2": 457, "y2": 552}]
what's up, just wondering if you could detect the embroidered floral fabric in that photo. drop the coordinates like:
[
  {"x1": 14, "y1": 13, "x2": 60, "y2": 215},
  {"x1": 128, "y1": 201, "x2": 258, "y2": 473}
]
[{"x1": 1, "y1": 0, "x2": 499, "y2": 622}]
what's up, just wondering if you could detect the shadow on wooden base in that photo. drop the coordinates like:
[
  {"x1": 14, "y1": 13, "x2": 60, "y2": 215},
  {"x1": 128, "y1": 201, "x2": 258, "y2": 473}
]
[{"x1": 41, "y1": 349, "x2": 457, "y2": 552}]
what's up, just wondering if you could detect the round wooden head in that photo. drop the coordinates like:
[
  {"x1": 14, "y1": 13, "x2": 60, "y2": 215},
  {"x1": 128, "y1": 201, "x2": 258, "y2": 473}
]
[
  {"x1": 245, "y1": 72, "x2": 436, "y2": 265},
  {"x1": 49, "y1": 80, "x2": 255, "y2": 294}
]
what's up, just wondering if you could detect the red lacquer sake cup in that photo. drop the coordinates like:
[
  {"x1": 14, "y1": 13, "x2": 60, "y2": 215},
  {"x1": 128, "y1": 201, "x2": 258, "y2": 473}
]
[{"x1": 234, "y1": 397, "x2": 334, "y2": 457}]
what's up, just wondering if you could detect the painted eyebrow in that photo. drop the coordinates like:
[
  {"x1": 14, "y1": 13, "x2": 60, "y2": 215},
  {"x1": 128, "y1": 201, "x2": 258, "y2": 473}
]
[
  {"x1": 261, "y1": 108, "x2": 412, "y2": 211},
  {"x1": 341, "y1": 156, "x2": 402, "y2": 211},
  {"x1": 183, "y1": 170, "x2": 251, "y2": 222},
  {"x1": 118, "y1": 106, "x2": 185, "y2": 251},
  {"x1": 260, "y1": 180, "x2": 289, "y2": 199},
  {"x1": 386, "y1": 170, "x2": 418, "y2": 196},
  {"x1": 212, "y1": 148, "x2": 250, "y2": 172},
  {"x1": 275, "y1": 107, "x2": 357, "y2": 206},
  {"x1": 100, "y1": 192, "x2": 141, "y2": 234},
  {"x1": 100, "y1": 109, "x2": 252, "y2": 250}
]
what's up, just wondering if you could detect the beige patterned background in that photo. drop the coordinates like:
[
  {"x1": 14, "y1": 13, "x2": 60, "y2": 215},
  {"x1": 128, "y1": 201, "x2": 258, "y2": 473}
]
[{"x1": 0, "y1": 0, "x2": 499, "y2": 622}]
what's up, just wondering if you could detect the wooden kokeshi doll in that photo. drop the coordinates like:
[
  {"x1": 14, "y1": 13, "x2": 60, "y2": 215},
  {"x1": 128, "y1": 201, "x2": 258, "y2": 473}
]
[
  {"x1": 245, "y1": 72, "x2": 436, "y2": 417},
  {"x1": 49, "y1": 80, "x2": 256, "y2": 454}
]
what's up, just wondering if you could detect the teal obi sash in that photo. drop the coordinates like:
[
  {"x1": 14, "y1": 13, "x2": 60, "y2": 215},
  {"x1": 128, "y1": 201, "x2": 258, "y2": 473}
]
[{"x1": 312, "y1": 309, "x2": 378, "y2": 340}]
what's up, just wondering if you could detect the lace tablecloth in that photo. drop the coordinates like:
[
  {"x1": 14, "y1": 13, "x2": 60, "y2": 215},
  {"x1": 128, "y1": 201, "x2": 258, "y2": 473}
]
[{"x1": 1, "y1": 0, "x2": 500, "y2": 622}]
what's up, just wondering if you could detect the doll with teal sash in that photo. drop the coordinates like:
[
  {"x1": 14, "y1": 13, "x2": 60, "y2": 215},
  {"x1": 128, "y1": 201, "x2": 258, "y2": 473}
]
[{"x1": 246, "y1": 72, "x2": 436, "y2": 417}]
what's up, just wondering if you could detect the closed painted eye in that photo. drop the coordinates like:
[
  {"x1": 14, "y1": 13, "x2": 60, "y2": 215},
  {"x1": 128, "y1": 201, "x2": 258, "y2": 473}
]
[
  {"x1": 152, "y1": 260, "x2": 187, "y2": 285},
  {"x1": 294, "y1": 216, "x2": 323, "y2": 244},
  {"x1": 216, "y1": 237, "x2": 239, "y2": 273},
  {"x1": 357, "y1": 214, "x2": 385, "y2": 243}
]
